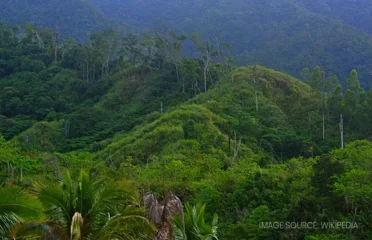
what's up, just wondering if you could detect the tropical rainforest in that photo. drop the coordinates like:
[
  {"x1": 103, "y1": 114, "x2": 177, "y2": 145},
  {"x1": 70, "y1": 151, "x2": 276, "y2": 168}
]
[{"x1": 1, "y1": 1, "x2": 372, "y2": 240}]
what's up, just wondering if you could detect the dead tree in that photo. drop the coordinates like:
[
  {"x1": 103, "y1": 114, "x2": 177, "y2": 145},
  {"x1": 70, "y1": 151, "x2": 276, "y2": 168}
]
[
  {"x1": 54, "y1": 24, "x2": 60, "y2": 62},
  {"x1": 321, "y1": 70, "x2": 326, "y2": 140},
  {"x1": 253, "y1": 66, "x2": 259, "y2": 112},
  {"x1": 230, "y1": 132, "x2": 242, "y2": 167},
  {"x1": 339, "y1": 114, "x2": 344, "y2": 149},
  {"x1": 144, "y1": 193, "x2": 186, "y2": 240}
]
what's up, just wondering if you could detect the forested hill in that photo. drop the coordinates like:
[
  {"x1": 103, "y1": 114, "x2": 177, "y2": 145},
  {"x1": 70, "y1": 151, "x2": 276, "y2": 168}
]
[
  {"x1": 1, "y1": 0, "x2": 372, "y2": 88},
  {"x1": 297, "y1": 0, "x2": 372, "y2": 34},
  {"x1": 0, "y1": 0, "x2": 121, "y2": 42},
  {"x1": 89, "y1": 0, "x2": 372, "y2": 88},
  {"x1": 1, "y1": 22, "x2": 372, "y2": 239}
]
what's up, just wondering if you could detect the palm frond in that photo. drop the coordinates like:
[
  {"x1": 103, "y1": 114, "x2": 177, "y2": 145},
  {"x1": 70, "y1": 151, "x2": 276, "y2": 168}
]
[
  {"x1": 183, "y1": 203, "x2": 219, "y2": 240},
  {"x1": 95, "y1": 206, "x2": 154, "y2": 240},
  {"x1": 0, "y1": 186, "x2": 43, "y2": 238},
  {"x1": 0, "y1": 187, "x2": 43, "y2": 219},
  {"x1": 9, "y1": 220, "x2": 68, "y2": 240},
  {"x1": 0, "y1": 213, "x2": 20, "y2": 237}
]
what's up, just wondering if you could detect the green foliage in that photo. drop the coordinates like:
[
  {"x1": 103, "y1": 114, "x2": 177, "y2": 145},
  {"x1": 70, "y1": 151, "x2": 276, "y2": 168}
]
[
  {"x1": 310, "y1": 66, "x2": 323, "y2": 91},
  {"x1": 1, "y1": 19, "x2": 372, "y2": 239},
  {"x1": 90, "y1": 0, "x2": 372, "y2": 87},
  {"x1": 0, "y1": 186, "x2": 43, "y2": 238},
  {"x1": 181, "y1": 203, "x2": 219, "y2": 240},
  {"x1": 16, "y1": 170, "x2": 152, "y2": 239}
]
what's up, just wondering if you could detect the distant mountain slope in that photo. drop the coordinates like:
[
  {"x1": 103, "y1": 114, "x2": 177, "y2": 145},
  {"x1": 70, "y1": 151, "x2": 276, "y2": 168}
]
[
  {"x1": 0, "y1": 0, "x2": 119, "y2": 41},
  {"x1": 297, "y1": 0, "x2": 372, "y2": 34},
  {"x1": 1, "y1": 0, "x2": 372, "y2": 87},
  {"x1": 90, "y1": 0, "x2": 372, "y2": 88}
]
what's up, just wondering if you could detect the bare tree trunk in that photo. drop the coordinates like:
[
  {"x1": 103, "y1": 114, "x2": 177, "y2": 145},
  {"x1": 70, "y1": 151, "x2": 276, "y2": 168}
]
[
  {"x1": 175, "y1": 62, "x2": 180, "y2": 83},
  {"x1": 322, "y1": 72, "x2": 326, "y2": 140},
  {"x1": 253, "y1": 77, "x2": 259, "y2": 112},
  {"x1": 228, "y1": 135, "x2": 231, "y2": 150},
  {"x1": 86, "y1": 62, "x2": 89, "y2": 83},
  {"x1": 160, "y1": 102, "x2": 163, "y2": 115},
  {"x1": 231, "y1": 132, "x2": 242, "y2": 167},
  {"x1": 204, "y1": 51, "x2": 210, "y2": 93},
  {"x1": 204, "y1": 63, "x2": 208, "y2": 93},
  {"x1": 54, "y1": 24, "x2": 59, "y2": 62},
  {"x1": 63, "y1": 119, "x2": 70, "y2": 138},
  {"x1": 7, "y1": 160, "x2": 10, "y2": 178},
  {"x1": 322, "y1": 110, "x2": 325, "y2": 140},
  {"x1": 106, "y1": 55, "x2": 110, "y2": 74},
  {"x1": 340, "y1": 114, "x2": 344, "y2": 149},
  {"x1": 10, "y1": 164, "x2": 17, "y2": 182},
  {"x1": 215, "y1": 38, "x2": 224, "y2": 96}
]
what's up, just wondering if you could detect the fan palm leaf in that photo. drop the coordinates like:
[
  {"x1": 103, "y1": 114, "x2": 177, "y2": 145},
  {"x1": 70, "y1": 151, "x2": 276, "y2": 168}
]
[
  {"x1": 12, "y1": 170, "x2": 151, "y2": 239},
  {"x1": 0, "y1": 186, "x2": 43, "y2": 238}
]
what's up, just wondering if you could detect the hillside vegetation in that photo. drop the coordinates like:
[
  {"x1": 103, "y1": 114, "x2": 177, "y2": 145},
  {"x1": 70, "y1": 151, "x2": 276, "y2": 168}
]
[
  {"x1": 0, "y1": 0, "x2": 120, "y2": 42},
  {"x1": 1, "y1": 23, "x2": 372, "y2": 239},
  {"x1": 1, "y1": 0, "x2": 372, "y2": 87},
  {"x1": 91, "y1": 0, "x2": 372, "y2": 88}
]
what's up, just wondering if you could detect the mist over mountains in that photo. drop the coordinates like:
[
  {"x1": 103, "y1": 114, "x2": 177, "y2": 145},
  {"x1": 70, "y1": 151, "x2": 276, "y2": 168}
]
[{"x1": 0, "y1": 0, "x2": 371, "y2": 86}]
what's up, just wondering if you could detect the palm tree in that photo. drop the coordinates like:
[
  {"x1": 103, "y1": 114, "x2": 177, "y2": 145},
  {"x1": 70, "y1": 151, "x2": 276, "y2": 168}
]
[
  {"x1": 143, "y1": 192, "x2": 186, "y2": 240},
  {"x1": 11, "y1": 170, "x2": 152, "y2": 239},
  {"x1": 182, "y1": 203, "x2": 218, "y2": 240},
  {"x1": 0, "y1": 186, "x2": 43, "y2": 238}
]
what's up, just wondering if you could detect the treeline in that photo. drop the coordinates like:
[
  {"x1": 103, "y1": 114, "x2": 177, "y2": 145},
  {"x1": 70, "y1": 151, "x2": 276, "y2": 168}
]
[
  {"x1": 300, "y1": 66, "x2": 372, "y2": 150},
  {"x1": 0, "y1": 23, "x2": 234, "y2": 143},
  {"x1": 1, "y1": 22, "x2": 372, "y2": 240}
]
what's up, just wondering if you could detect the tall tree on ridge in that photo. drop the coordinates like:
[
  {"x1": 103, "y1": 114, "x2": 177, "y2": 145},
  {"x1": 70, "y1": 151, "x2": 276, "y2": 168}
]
[
  {"x1": 191, "y1": 33, "x2": 218, "y2": 93},
  {"x1": 169, "y1": 29, "x2": 187, "y2": 84},
  {"x1": 347, "y1": 69, "x2": 361, "y2": 102},
  {"x1": 54, "y1": 24, "x2": 60, "y2": 62}
]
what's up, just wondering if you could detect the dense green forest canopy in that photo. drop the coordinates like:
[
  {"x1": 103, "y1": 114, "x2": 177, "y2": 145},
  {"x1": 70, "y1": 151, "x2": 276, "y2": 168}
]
[
  {"x1": 1, "y1": 0, "x2": 372, "y2": 88},
  {"x1": 297, "y1": 0, "x2": 372, "y2": 34},
  {"x1": 90, "y1": 0, "x2": 372, "y2": 88},
  {"x1": 0, "y1": 0, "x2": 122, "y2": 42},
  {"x1": 1, "y1": 20, "x2": 372, "y2": 239}
]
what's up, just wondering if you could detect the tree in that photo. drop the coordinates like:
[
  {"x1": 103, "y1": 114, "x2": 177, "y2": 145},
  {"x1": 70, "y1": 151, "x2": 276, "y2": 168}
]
[
  {"x1": 328, "y1": 84, "x2": 345, "y2": 148},
  {"x1": 12, "y1": 170, "x2": 150, "y2": 239},
  {"x1": 344, "y1": 89, "x2": 356, "y2": 120},
  {"x1": 325, "y1": 73, "x2": 339, "y2": 94},
  {"x1": 328, "y1": 84, "x2": 344, "y2": 119},
  {"x1": 122, "y1": 32, "x2": 142, "y2": 66},
  {"x1": 181, "y1": 203, "x2": 218, "y2": 240},
  {"x1": 340, "y1": 114, "x2": 344, "y2": 149},
  {"x1": 0, "y1": 136, "x2": 19, "y2": 182},
  {"x1": 140, "y1": 33, "x2": 155, "y2": 66},
  {"x1": 253, "y1": 66, "x2": 259, "y2": 112},
  {"x1": 181, "y1": 59, "x2": 200, "y2": 95},
  {"x1": 310, "y1": 66, "x2": 322, "y2": 91},
  {"x1": 0, "y1": 187, "x2": 43, "y2": 238},
  {"x1": 91, "y1": 29, "x2": 119, "y2": 78},
  {"x1": 191, "y1": 33, "x2": 218, "y2": 93},
  {"x1": 300, "y1": 68, "x2": 311, "y2": 83},
  {"x1": 144, "y1": 192, "x2": 185, "y2": 240},
  {"x1": 346, "y1": 69, "x2": 361, "y2": 102},
  {"x1": 169, "y1": 29, "x2": 187, "y2": 84}
]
